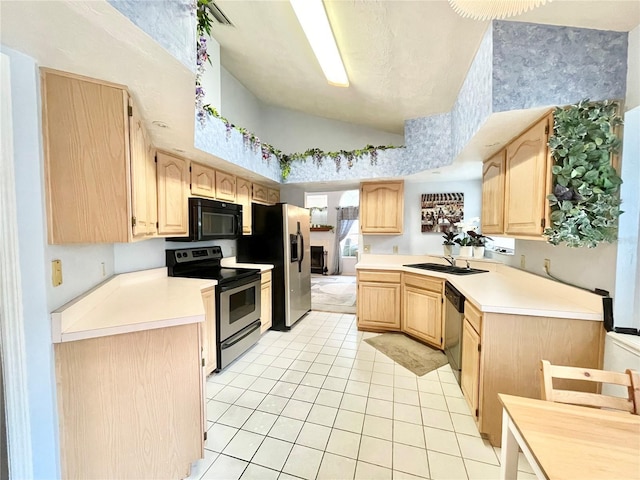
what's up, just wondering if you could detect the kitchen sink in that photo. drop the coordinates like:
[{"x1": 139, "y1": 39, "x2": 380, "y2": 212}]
[{"x1": 403, "y1": 263, "x2": 489, "y2": 275}]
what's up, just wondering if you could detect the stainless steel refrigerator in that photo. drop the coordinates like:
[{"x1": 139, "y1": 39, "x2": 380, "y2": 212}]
[{"x1": 237, "y1": 203, "x2": 311, "y2": 330}]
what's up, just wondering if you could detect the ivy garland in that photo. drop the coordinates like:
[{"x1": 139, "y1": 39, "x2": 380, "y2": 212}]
[
  {"x1": 545, "y1": 99, "x2": 624, "y2": 248},
  {"x1": 194, "y1": 3, "x2": 401, "y2": 181}
]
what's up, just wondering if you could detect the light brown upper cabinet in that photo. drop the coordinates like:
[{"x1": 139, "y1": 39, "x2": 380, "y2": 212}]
[
  {"x1": 236, "y1": 177, "x2": 252, "y2": 235},
  {"x1": 42, "y1": 69, "x2": 150, "y2": 244},
  {"x1": 129, "y1": 103, "x2": 157, "y2": 238},
  {"x1": 190, "y1": 162, "x2": 216, "y2": 199},
  {"x1": 252, "y1": 183, "x2": 269, "y2": 204},
  {"x1": 360, "y1": 180, "x2": 404, "y2": 234},
  {"x1": 481, "y1": 150, "x2": 506, "y2": 235},
  {"x1": 216, "y1": 171, "x2": 236, "y2": 202},
  {"x1": 268, "y1": 188, "x2": 280, "y2": 205},
  {"x1": 504, "y1": 114, "x2": 552, "y2": 237},
  {"x1": 156, "y1": 151, "x2": 189, "y2": 236}
]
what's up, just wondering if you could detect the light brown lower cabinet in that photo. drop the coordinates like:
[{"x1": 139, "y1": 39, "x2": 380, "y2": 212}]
[
  {"x1": 402, "y1": 274, "x2": 444, "y2": 348},
  {"x1": 261, "y1": 271, "x2": 273, "y2": 333},
  {"x1": 55, "y1": 323, "x2": 204, "y2": 479},
  {"x1": 202, "y1": 287, "x2": 217, "y2": 375},
  {"x1": 356, "y1": 270, "x2": 401, "y2": 330},
  {"x1": 460, "y1": 318, "x2": 481, "y2": 420},
  {"x1": 459, "y1": 301, "x2": 604, "y2": 446}
]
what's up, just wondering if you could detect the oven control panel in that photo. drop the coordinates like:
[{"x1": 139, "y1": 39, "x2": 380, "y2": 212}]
[{"x1": 169, "y1": 246, "x2": 223, "y2": 263}]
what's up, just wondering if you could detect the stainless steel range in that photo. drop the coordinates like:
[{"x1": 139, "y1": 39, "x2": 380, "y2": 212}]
[{"x1": 166, "y1": 247, "x2": 261, "y2": 370}]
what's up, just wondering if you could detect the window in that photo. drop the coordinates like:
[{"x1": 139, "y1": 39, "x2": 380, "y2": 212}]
[
  {"x1": 485, "y1": 236, "x2": 515, "y2": 255},
  {"x1": 339, "y1": 190, "x2": 359, "y2": 258}
]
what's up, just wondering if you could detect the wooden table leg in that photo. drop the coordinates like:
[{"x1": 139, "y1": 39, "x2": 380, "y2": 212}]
[{"x1": 500, "y1": 409, "x2": 520, "y2": 480}]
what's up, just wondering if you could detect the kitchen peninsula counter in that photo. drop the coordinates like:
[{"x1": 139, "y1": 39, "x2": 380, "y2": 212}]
[
  {"x1": 356, "y1": 254, "x2": 603, "y2": 321},
  {"x1": 356, "y1": 254, "x2": 605, "y2": 447},
  {"x1": 51, "y1": 267, "x2": 215, "y2": 343},
  {"x1": 52, "y1": 267, "x2": 209, "y2": 479}
]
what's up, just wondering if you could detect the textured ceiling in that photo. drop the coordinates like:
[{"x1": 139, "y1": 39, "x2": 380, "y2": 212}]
[{"x1": 212, "y1": 0, "x2": 640, "y2": 135}]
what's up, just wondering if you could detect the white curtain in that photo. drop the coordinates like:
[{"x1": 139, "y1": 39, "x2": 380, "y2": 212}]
[{"x1": 332, "y1": 206, "x2": 359, "y2": 275}]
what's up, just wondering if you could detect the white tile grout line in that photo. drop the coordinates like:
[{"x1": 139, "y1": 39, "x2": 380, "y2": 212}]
[{"x1": 198, "y1": 311, "x2": 523, "y2": 480}]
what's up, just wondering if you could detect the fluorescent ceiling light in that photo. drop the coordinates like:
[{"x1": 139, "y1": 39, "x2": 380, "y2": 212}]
[{"x1": 290, "y1": 0, "x2": 349, "y2": 87}]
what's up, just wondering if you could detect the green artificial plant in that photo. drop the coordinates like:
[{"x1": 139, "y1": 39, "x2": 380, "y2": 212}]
[
  {"x1": 442, "y1": 231, "x2": 458, "y2": 245},
  {"x1": 545, "y1": 99, "x2": 624, "y2": 248}
]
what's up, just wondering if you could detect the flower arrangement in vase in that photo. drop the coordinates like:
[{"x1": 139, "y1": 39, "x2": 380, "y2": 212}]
[
  {"x1": 442, "y1": 231, "x2": 458, "y2": 256},
  {"x1": 454, "y1": 232, "x2": 474, "y2": 258},
  {"x1": 467, "y1": 231, "x2": 492, "y2": 258}
]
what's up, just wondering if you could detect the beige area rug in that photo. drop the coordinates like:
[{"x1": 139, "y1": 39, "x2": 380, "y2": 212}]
[
  {"x1": 365, "y1": 333, "x2": 448, "y2": 376},
  {"x1": 311, "y1": 275, "x2": 356, "y2": 314}
]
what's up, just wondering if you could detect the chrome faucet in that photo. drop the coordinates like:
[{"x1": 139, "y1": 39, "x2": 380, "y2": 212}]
[
  {"x1": 465, "y1": 260, "x2": 471, "y2": 270},
  {"x1": 444, "y1": 255, "x2": 456, "y2": 267}
]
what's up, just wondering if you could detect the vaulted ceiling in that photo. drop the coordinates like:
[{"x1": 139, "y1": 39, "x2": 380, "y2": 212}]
[{"x1": 212, "y1": 0, "x2": 640, "y2": 135}]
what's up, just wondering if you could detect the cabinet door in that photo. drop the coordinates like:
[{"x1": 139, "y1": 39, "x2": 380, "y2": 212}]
[
  {"x1": 268, "y1": 188, "x2": 280, "y2": 205},
  {"x1": 236, "y1": 177, "x2": 252, "y2": 235},
  {"x1": 252, "y1": 183, "x2": 269, "y2": 204},
  {"x1": 191, "y1": 163, "x2": 216, "y2": 199},
  {"x1": 481, "y1": 150, "x2": 505, "y2": 235},
  {"x1": 461, "y1": 319, "x2": 481, "y2": 420},
  {"x1": 201, "y1": 288, "x2": 217, "y2": 376},
  {"x1": 216, "y1": 171, "x2": 236, "y2": 202},
  {"x1": 504, "y1": 116, "x2": 550, "y2": 236},
  {"x1": 360, "y1": 181, "x2": 404, "y2": 234},
  {"x1": 357, "y1": 282, "x2": 401, "y2": 329},
  {"x1": 156, "y1": 151, "x2": 189, "y2": 236},
  {"x1": 42, "y1": 69, "x2": 130, "y2": 244},
  {"x1": 146, "y1": 145, "x2": 158, "y2": 236},
  {"x1": 260, "y1": 272, "x2": 272, "y2": 333},
  {"x1": 129, "y1": 104, "x2": 157, "y2": 237},
  {"x1": 403, "y1": 286, "x2": 443, "y2": 347}
]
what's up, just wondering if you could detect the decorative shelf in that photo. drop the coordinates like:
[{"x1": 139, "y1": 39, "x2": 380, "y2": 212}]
[{"x1": 310, "y1": 227, "x2": 333, "y2": 232}]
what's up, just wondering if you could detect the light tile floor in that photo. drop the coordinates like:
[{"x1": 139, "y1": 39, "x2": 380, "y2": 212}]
[{"x1": 187, "y1": 311, "x2": 535, "y2": 480}]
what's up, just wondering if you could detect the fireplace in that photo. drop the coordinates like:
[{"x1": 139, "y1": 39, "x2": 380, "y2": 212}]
[{"x1": 310, "y1": 246, "x2": 328, "y2": 275}]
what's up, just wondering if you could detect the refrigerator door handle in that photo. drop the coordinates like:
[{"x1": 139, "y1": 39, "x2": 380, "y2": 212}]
[{"x1": 298, "y1": 231, "x2": 304, "y2": 273}]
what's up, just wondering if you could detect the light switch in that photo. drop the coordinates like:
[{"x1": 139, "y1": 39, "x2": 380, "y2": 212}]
[{"x1": 52, "y1": 259, "x2": 63, "y2": 287}]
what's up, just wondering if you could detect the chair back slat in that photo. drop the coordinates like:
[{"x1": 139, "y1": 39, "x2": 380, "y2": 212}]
[
  {"x1": 551, "y1": 389, "x2": 634, "y2": 412},
  {"x1": 540, "y1": 360, "x2": 640, "y2": 415}
]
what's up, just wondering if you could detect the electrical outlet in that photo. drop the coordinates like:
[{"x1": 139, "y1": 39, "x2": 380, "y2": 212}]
[
  {"x1": 544, "y1": 258, "x2": 551, "y2": 272},
  {"x1": 101, "y1": 262, "x2": 106, "y2": 277},
  {"x1": 393, "y1": 245, "x2": 398, "y2": 254},
  {"x1": 520, "y1": 255, "x2": 526, "y2": 269},
  {"x1": 363, "y1": 244, "x2": 371, "y2": 254},
  {"x1": 52, "y1": 259, "x2": 63, "y2": 287}
]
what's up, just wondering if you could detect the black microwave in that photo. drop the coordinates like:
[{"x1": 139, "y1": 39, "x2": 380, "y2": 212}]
[{"x1": 170, "y1": 198, "x2": 243, "y2": 241}]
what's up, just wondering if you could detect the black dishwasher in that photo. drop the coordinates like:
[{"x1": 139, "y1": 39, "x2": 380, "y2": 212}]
[{"x1": 444, "y1": 282, "x2": 465, "y2": 385}]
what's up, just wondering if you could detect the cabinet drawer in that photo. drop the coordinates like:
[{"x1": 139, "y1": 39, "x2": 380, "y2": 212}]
[
  {"x1": 358, "y1": 270, "x2": 401, "y2": 284},
  {"x1": 403, "y1": 273, "x2": 443, "y2": 293},
  {"x1": 261, "y1": 270, "x2": 272, "y2": 285},
  {"x1": 464, "y1": 300, "x2": 482, "y2": 333}
]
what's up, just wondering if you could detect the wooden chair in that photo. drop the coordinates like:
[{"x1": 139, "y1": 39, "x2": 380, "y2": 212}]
[{"x1": 540, "y1": 359, "x2": 640, "y2": 414}]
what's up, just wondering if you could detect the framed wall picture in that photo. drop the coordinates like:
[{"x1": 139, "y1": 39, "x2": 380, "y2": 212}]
[{"x1": 420, "y1": 193, "x2": 464, "y2": 233}]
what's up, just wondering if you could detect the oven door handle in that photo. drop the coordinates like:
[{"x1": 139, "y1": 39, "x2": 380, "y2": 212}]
[{"x1": 220, "y1": 321, "x2": 261, "y2": 349}]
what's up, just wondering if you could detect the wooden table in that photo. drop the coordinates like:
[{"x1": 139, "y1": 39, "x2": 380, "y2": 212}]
[{"x1": 499, "y1": 394, "x2": 640, "y2": 480}]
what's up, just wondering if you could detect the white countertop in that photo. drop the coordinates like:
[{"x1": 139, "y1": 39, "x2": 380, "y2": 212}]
[
  {"x1": 221, "y1": 257, "x2": 274, "y2": 273},
  {"x1": 357, "y1": 254, "x2": 603, "y2": 321},
  {"x1": 51, "y1": 268, "x2": 216, "y2": 343}
]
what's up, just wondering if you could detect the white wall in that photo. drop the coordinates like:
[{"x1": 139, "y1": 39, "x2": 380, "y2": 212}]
[
  {"x1": 259, "y1": 104, "x2": 404, "y2": 153},
  {"x1": 114, "y1": 238, "x2": 238, "y2": 274},
  {"x1": 201, "y1": 35, "x2": 221, "y2": 112},
  {"x1": 220, "y1": 66, "x2": 263, "y2": 134},
  {"x1": 219, "y1": 68, "x2": 404, "y2": 154},
  {"x1": 3, "y1": 45, "x2": 59, "y2": 479},
  {"x1": 364, "y1": 179, "x2": 482, "y2": 256},
  {"x1": 46, "y1": 244, "x2": 115, "y2": 311},
  {"x1": 499, "y1": 240, "x2": 618, "y2": 294}
]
